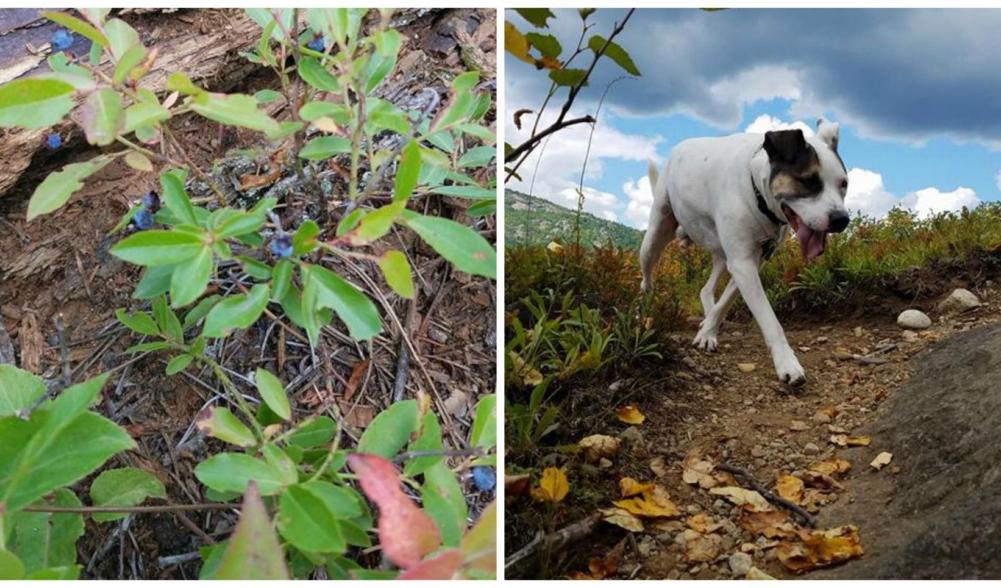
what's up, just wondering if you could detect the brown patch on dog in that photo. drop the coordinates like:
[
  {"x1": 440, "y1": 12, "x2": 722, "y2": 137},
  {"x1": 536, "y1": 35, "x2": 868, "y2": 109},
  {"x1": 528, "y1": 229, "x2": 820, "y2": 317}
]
[{"x1": 763, "y1": 130, "x2": 823, "y2": 200}]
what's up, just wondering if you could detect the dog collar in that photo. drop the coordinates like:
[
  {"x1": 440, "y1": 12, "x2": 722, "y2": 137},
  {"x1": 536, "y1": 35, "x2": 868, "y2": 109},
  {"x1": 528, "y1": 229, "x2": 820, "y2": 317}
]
[{"x1": 752, "y1": 175, "x2": 788, "y2": 227}]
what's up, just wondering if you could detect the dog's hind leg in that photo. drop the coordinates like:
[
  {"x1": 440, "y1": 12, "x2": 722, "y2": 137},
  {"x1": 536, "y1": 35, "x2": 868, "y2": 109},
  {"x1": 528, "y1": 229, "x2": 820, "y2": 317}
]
[
  {"x1": 699, "y1": 253, "x2": 726, "y2": 317},
  {"x1": 693, "y1": 277, "x2": 740, "y2": 351},
  {"x1": 640, "y1": 161, "x2": 677, "y2": 292}
]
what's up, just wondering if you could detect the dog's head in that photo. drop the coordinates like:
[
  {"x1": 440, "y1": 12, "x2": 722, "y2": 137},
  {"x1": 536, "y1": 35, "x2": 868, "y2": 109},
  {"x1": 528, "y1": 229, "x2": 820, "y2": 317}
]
[{"x1": 762, "y1": 118, "x2": 849, "y2": 261}]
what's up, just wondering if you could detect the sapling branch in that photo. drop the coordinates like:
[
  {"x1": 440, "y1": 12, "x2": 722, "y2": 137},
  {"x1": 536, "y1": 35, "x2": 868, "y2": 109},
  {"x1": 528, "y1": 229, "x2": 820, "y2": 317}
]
[
  {"x1": 392, "y1": 447, "x2": 487, "y2": 464},
  {"x1": 23, "y1": 502, "x2": 239, "y2": 514}
]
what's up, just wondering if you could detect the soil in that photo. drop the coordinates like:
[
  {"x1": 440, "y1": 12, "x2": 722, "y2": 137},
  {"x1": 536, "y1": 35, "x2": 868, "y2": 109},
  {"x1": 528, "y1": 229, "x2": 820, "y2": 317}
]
[
  {"x1": 0, "y1": 8, "x2": 496, "y2": 580},
  {"x1": 505, "y1": 273, "x2": 1001, "y2": 580}
]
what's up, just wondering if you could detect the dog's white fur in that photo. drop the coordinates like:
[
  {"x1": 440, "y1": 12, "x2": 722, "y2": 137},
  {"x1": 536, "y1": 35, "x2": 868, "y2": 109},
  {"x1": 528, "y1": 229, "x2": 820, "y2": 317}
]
[{"x1": 640, "y1": 119, "x2": 848, "y2": 385}]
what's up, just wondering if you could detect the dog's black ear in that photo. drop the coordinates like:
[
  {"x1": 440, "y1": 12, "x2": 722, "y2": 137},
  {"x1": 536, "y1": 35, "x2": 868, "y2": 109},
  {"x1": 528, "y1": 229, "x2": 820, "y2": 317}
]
[{"x1": 763, "y1": 129, "x2": 808, "y2": 163}]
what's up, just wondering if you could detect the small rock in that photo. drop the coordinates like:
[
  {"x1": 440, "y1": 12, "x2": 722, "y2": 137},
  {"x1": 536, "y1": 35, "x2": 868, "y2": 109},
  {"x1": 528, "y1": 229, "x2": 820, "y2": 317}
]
[
  {"x1": 609, "y1": 379, "x2": 626, "y2": 392},
  {"x1": 815, "y1": 336, "x2": 829, "y2": 344},
  {"x1": 937, "y1": 288, "x2": 980, "y2": 314},
  {"x1": 728, "y1": 552, "x2": 753, "y2": 577},
  {"x1": 620, "y1": 426, "x2": 644, "y2": 446},
  {"x1": 901, "y1": 330, "x2": 919, "y2": 342},
  {"x1": 751, "y1": 446, "x2": 766, "y2": 458},
  {"x1": 638, "y1": 535, "x2": 658, "y2": 558},
  {"x1": 737, "y1": 362, "x2": 757, "y2": 373},
  {"x1": 598, "y1": 458, "x2": 613, "y2": 469},
  {"x1": 685, "y1": 504, "x2": 702, "y2": 515},
  {"x1": 853, "y1": 326, "x2": 864, "y2": 337},
  {"x1": 897, "y1": 309, "x2": 931, "y2": 330},
  {"x1": 789, "y1": 420, "x2": 809, "y2": 431},
  {"x1": 812, "y1": 411, "x2": 832, "y2": 424},
  {"x1": 803, "y1": 442, "x2": 820, "y2": 455}
]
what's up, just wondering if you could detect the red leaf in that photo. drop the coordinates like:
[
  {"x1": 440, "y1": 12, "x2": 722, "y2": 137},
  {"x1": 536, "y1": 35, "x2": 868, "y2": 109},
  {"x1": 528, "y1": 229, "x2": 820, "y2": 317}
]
[
  {"x1": 347, "y1": 453, "x2": 441, "y2": 568},
  {"x1": 398, "y1": 549, "x2": 463, "y2": 580}
]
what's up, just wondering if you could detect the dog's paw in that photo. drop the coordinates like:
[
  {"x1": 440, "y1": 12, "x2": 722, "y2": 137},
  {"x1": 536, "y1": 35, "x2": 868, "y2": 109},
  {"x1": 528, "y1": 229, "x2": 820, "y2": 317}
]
[
  {"x1": 774, "y1": 355, "x2": 806, "y2": 386},
  {"x1": 692, "y1": 331, "x2": 718, "y2": 352}
]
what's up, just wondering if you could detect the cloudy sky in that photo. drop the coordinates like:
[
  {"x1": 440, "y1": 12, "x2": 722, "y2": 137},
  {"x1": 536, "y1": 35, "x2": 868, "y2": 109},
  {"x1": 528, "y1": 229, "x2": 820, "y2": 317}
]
[{"x1": 506, "y1": 8, "x2": 1001, "y2": 228}]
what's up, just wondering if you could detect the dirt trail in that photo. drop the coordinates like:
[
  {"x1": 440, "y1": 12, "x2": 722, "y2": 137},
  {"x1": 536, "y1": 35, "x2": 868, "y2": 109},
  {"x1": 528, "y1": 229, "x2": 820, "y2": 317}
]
[{"x1": 511, "y1": 282, "x2": 1001, "y2": 580}]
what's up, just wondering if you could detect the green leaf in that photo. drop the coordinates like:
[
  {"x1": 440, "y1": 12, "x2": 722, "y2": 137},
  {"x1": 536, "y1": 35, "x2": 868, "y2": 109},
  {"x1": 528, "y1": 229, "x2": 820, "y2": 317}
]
[
  {"x1": 170, "y1": 247, "x2": 212, "y2": 307},
  {"x1": 403, "y1": 411, "x2": 443, "y2": 477},
  {"x1": 0, "y1": 550, "x2": 25, "y2": 580},
  {"x1": 196, "y1": 406, "x2": 256, "y2": 448},
  {"x1": 103, "y1": 18, "x2": 142, "y2": 60},
  {"x1": 27, "y1": 155, "x2": 115, "y2": 220},
  {"x1": 292, "y1": 220, "x2": 320, "y2": 256},
  {"x1": 299, "y1": 136, "x2": 351, "y2": 160},
  {"x1": 237, "y1": 256, "x2": 272, "y2": 280},
  {"x1": 183, "y1": 295, "x2": 221, "y2": 329},
  {"x1": 525, "y1": 32, "x2": 562, "y2": 58},
  {"x1": 134, "y1": 265, "x2": 174, "y2": 299},
  {"x1": 0, "y1": 365, "x2": 46, "y2": 417},
  {"x1": 202, "y1": 284, "x2": 270, "y2": 338},
  {"x1": 211, "y1": 482, "x2": 290, "y2": 579},
  {"x1": 152, "y1": 295, "x2": 183, "y2": 342},
  {"x1": 466, "y1": 200, "x2": 496, "y2": 217},
  {"x1": 115, "y1": 308, "x2": 160, "y2": 336},
  {"x1": 400, "y1": 210, "x2": 496, "y2": 279},
  {"x1": 165, "y1": 354, "x2": 194, "y2": 375},
  {"x1": 421, "y1": 461, "x2": 467, "y2": 547},
  {"x1": 377, "y1": 250, "x2": 414, "y2": 299},
  {"x1": 160, "y1": 171, "x2": 197, "y2": 225},
  {"x1": 429, "y1": 185, "x2": 495, "y2": 199},
  {"x1": 287, "y1": 416, "x2": 336, "y2": 448},
  {"x1": 349, "y1": 201, "x2": 405, "y2": 245},
  {"x1": 299, "y1": 100, "x2": 349, "y2": 123},
  {"x1": 0, "y1": 78, "x2": 75, "y2": 129},
  {"x1": 191, "y1": 93, "x2": 281, "y2": 136},
  {"x1": 10, "y1": 488, "x2": 83, "y2": 572},
  {"x1": 394, "y1": 139, "x2": 421, "y2": 202},
  {"x1": 254, "y1": 89, "x2": 282, "y2": 103},
  {"x1": 515, "y1": 8, "x2": 555, "y2": 27},
  {"x1": 89, "y1": 467, "x2": 166, "y2": 522},
  {"x1": 433, "y1": 72, "x2": 479, "y2": 131},
  {"x1": 366, "y1": 29, "x2": 402, "y2": 92},
  {"x1": 298, "y1": 56, "x2": 340, "y2": 92},
  {"x1": 123, "y1": 151, "x2": 153, "y2": 172},
  {"x1": 271, "y1": 259, "x2": 293, "y2": 301},
  {"x1": 25, "y1": 566, "x2": 80, "y2": 580},
  {"x1": 469, "y1": 394, "x2": 496, "y2": 450},
  {"x1": 277, "y1": 484, "x2": 346, "y2": 554},
  {"x1": 113, "y1": 45, "x2": 147, "y2": 85},
  {"x1": 254, "y1": 368, "x2": 291, "y2": 421},
  {"x1": 588, "y1": 34, "x2": 641, "y2": 76},
  {"x1": 194, "y1": 453, "x2": 288, "y2": 496},
  {"x1": 302, "y1": 265, "x2": 381, "y2": 341},
  {"x1": 110, "y1": 230, "x2": 205, "y2": 266},
  {"x1": 549, "y1": 68, "x2": 588, "y2": 87},
  {"x1": 41, "y1": 11, "x2": 108, "y2": 48},
  {"x1": 123, "y1": 101, "x2": 170, "y2": 134},
  {"x1": 356, "y1": 399, "x2": 419, "y2": 458},
  {"x1": 458, "y1": 145, "x2": 496, "y2": 169}
]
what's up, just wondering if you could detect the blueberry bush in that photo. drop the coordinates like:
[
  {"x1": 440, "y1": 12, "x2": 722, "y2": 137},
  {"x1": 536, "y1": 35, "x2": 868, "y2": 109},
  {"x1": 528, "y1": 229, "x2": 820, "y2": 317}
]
[{"x1": 0, "y1": 8, "x2": 496, "y2": 580}]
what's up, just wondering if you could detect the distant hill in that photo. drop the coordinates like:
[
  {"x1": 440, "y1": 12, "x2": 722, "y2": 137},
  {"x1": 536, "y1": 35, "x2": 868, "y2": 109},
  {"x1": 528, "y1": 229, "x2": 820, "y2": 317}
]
[{"x1": 505, "y1": 190, "x2": 643, "y2": 249}]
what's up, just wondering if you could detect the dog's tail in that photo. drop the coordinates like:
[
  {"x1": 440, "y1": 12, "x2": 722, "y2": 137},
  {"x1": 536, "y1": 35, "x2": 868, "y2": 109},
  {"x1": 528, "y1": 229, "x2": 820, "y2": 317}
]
[
  {"x1": 639, "y1": 157, "x2": 678, "y2": 292},
  {"x1": 647, "y1": 158, "x2": 659, "y2": 190}
]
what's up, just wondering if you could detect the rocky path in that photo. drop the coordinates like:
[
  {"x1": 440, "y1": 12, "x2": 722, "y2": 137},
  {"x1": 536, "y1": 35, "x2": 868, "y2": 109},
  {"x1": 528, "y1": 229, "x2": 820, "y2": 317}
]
[{"x1": 554, "y1": 284, "x2": 1000, "y2": 580}]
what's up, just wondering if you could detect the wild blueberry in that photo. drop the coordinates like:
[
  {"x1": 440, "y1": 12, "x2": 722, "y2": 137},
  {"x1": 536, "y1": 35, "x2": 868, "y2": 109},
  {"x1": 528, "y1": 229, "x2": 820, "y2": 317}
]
[
  {"x1": 51, "y1": 29, "x2": 73, "y2": 52},
  {"x1": 141, "y1": 191, "x2": 161, "y2": 212},
  {"x1": 45, "y1": 133, "x2": 62, "y2": 150},
  {"x1": 133, "y1": 208, "x2": 154, "y2": 230},
  {"x1": 307, "y1": 36, "x2": 325, "y2": 52},
  {"x1": 471, "y1": 466, "x2": 496, "y2": 492},
  {"x1": 270, "y1": 233, "x2": 293, "y2": 258}
]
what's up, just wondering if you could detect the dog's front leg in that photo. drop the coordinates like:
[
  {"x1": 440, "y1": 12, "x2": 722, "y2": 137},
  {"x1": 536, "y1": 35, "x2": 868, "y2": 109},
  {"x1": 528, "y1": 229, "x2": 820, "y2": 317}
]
[{"x1": 726, "y1": 255, "x2": 805, "y2": 385}]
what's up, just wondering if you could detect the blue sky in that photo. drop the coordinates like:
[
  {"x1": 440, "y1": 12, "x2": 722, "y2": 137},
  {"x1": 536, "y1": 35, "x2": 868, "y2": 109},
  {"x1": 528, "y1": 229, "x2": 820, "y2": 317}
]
[{"x1": 506, "y1": 8, "x2": 1001, "y2": 228}]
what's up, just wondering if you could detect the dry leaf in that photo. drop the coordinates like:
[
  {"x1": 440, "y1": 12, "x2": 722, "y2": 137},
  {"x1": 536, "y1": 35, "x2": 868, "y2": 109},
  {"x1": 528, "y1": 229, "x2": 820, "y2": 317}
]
[
  {"x1": 613, "y1": 485, "x2": 680, "y2": 519},
  {"x1": 777, "y1": 525, "x2": 864, "y2": 573},
  {"x1": 846, "y1": 436, "x2": 871, "y2": 447},
  {"x1": 579, "y1": 434, "x2": 621, "y2": 463},
  {"x1": 682, "y1": 455, "x2": 717, "y2": 488},
  {"x1": 615, "y1": 405, "x2": 645, "y2": 425},
  {"x1": 505, "y1": 473, "x2": 530, "y2": 501},
  {"x1": 775, "y1": 474, "x2": 805, "y2": 504},
  {"x1": 546, "y1": 241, "x2": 563, "y2": 253},
  {"x1": 649, "y1": 456, "x2": 669, "y2": 478},
  {"x1": 709, "y1": 486, "x2": 771, "y2": 511},
  {"x1": 531, "y1": 467, "x2": 569, "y2": 503},
  {"x1": 746, "y1": 567, "x2": 777, "y2": 580},
  {"x1": 572, "y1": 538, "x2": 625, "y2": 579},
  {"x1": 513, "y1": 108, "x2": 533, "y2": 130},
  {"x1": 809, "y1": 457, "x2": 852, "y2": 477},
  {"x1": 600, "y1": 507, "x2": 644, "y2": 532},
  {"x1": 619, "y1": 477, "x2": 655, "y2": 498},
  {"x1": 798, "y1": 471, "x2": 844, "y2": 491},
  {"x1": 686, "y1": 513, "x2": 722, "y2": 534},
  {"x1": 738, "y1": 508, "x2": 798, "y2": 539},
  {"x1": 870, "y1": 451, "x2": 893, "y2": 470},
  {"x1": 686, "y1": 533, "x2": 723, "y2": 562}
]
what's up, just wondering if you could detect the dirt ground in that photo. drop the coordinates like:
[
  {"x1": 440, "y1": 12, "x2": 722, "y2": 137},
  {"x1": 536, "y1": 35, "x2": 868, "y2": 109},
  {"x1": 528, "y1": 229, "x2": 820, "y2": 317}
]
[
  {"x1": 0, "y1": 8, "x2": 496, "y2": 580},
  {"x1": 505, "y1": 272, "x2": 1001, "y2": 580}
]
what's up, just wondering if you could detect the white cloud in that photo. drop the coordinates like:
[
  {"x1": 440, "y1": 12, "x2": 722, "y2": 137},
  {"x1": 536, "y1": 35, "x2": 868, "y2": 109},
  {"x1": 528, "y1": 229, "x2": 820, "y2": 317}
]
[
  {"x1": 744, "y1": 114, "x2": 814, "y2": 137},
  {"x1": 845, "y1": 167, "x2": 981, "y2": 219},
  {"x1": 996, "y1": 167, "x2": 1001, "y2": 193},
  {"x1": 550, "y1": 185, "x2": 622, "y2": 222},
  {"x1": 622, "y1": 175, "x2": 654, "y2": 228}
]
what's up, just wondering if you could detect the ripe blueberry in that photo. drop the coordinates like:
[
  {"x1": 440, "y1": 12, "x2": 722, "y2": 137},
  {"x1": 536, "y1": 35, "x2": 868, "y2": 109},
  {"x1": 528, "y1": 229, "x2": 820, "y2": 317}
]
[
  {"x1": 141, "y1": 191, "x2": 161, "y2": 212},
  {"x1": 270, "y1": 233, "x2": 293, "y2": 258},
  {"x1": 471, "y1": 466, "x2": 496, "y2": 492},
  {"x1": 51, "y1": 29, "x2": 73, "y2": 51},
  {"x1": 133, "y1": 208, "x2": 154, "y2": 230},
  {"x1": 45, "y1": 133, "x2": 62, "y2": 150},
  {"x1": 307, "y1": 36, "x2": 325, "y2": 52}
]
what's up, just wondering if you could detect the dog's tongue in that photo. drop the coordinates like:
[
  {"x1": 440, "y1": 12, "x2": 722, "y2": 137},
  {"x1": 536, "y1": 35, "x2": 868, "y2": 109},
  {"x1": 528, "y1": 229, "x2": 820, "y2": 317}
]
[{"x1": 783, "y1": 206, "x2": 827, "y2": 261}]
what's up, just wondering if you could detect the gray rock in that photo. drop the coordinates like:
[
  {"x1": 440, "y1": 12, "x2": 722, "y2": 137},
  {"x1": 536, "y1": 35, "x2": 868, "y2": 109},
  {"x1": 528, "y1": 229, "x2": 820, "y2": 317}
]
[
  {"x1": 729, "y1": 552, "x2": 753, "y2": 577},
  {"x1": 897, "y1": 309, "x2": 932, "y2": 330},
  {"x1": 803, "y1": 442, "x2": 821, "y2": 455},
  {"x1": 620, "y1": 426, "x2": 644, "y2": 446},
  {"x1": 937, "y1": 288, "x2": 981, "y2": 314}
]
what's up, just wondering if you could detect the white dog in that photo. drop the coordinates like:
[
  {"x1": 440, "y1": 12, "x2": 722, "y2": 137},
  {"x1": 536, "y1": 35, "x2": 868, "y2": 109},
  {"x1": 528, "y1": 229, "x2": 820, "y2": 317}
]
[{"x1": 640, "y1": 119, "x2": 850, "y2": 385}]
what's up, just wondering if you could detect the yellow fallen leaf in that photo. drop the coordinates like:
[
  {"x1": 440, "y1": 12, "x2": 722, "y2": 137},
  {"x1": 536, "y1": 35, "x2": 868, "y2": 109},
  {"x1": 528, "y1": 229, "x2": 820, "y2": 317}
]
[
  {"x1": 686, "y1": 513, "x2": 722, "y2": 534},
  {"x1": 738, "y1": 508, "x2": 798, "y2": 539},
  {"x1": 870, "y1": 451, "x2": 893, "y2": 470},
  {"x1": 613, "y1": 486, "x2": 679, "y2": 518},
  {"x1": 682, "y1": 455, "x2": 717, "y2": 488},
  {"x1": 509, "y1": 353, "x2": 544, "y2": 387},
  {"x1": 686, "y1": 533, "x2": 723, "y2": 562},
  {"x1": 615, "y1": 405, "x2": 645, "y2": 425},
  {"x1": 531, "y1": 467, "x2": 569, "y2": 503},
  {"x1": 546, "y1": 241, "x2": 564, "y2": 253},
  {"x1": 709, "y1": 486, "x2": 771, "y2": 511},
  {"x1": 809, "y1": 457, "x2": 852, "y2": 477},
  {"x1": 578, "y1": 434, "x2": 621, "y2": 463},
  {"x1": 775, "y1": 474, "x2": 805, "y2": 504},
  {"x1": 798, "y1": 471, "x2": 844, "y2": 491},
  {"x1": 846, "y1": 436, "x2": 871, "y2": 447},
  {"x1": 649, "y1": 456, "x2": 669, "y2": 478},
  {"x1": 619, "y1": 477, "x2": 655, "y2": 498},
  {"x1": 777, "y1": 525, "x2": 864, "y2": 573},
  {"x1": 600, "y1": 507, "x2": 644, "y2": 532}
]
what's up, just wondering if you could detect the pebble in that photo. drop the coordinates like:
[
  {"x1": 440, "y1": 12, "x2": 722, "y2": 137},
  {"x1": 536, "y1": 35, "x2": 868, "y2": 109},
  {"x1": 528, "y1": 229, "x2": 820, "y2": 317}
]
[
  {"x1": 813, "y1": 411, "x2": 832, "y2": 424},
  {"x1": 897, "y1": 309, "x2": 931, "y2": 330},
  {"x1": 609, "y1": 379, "x2": 626, "y2": 392},
  {"x1": 901, "y1": 330, "x2": 919, "y2": 342},
  {"x1": 620, "y1": 426, "x2": 644, "y2": 446},
  {"x1": 803, "y1": 442, "x2": 820, "y2": 455},
  {"x1": 853, "y1": 326, "x2": 864, "y2": 337},
  {"x1": 737, "y1": 362, "x2": 757, "y2": 373},
  {"x1": 789, "y1": 420, "x2": 809, "y2": 431},
  {"x1": 728, "y1": 552, "x2": 753, "y2": 577},
  {"x1": 937, "y1": 288, "x2": 980, "y2": 314}
]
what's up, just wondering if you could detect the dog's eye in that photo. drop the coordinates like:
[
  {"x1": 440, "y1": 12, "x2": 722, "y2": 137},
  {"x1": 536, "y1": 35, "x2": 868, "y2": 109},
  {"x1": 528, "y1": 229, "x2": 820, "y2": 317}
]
[{"x1": 840, "y1": 179, "x2": 848, "y2": 190}]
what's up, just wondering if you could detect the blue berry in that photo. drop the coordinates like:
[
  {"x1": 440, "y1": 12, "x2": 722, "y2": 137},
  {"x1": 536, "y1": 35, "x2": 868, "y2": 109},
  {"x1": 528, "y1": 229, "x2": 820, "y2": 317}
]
[
  {"x1": 133, "y1": 208, "x2": 154, "y2": 230},
  {"x1": 471, "y1": 466, "x2": 496, "y2": 492},
  {"x1": 51, "y1": 29, "x2": 73, "y2": 52},
  {"x1": 141, "y1": 191, "x2": 161, "y2": 212},
  {"x1": 45, "y1": 133, "x2": 62, "y2": 150},
  {"x1": 307, "y1": 36, "x2": 325, "y2": 52},
  {"x1": 270, "y1": 233, "x2": 293, "y2": 258}
]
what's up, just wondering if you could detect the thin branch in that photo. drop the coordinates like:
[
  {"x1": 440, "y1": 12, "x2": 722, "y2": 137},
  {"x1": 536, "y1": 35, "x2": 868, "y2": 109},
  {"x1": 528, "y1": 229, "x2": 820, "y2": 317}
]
[
  {"x1": 716, "y1": 463, "x2": 817, "y2": 527},
  {"x1": 392, "y1": 447, "x2": 486, "y2": 464},
  {"x1": 23, "y1": 503, "x2": 238, "y2": 514}
]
